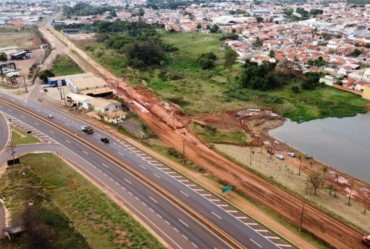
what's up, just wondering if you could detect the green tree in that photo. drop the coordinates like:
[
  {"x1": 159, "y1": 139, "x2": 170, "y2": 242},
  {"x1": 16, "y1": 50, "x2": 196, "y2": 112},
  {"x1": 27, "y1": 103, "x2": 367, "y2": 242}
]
[
  {"x1": 309, "y1": 171, "x2": 323, "y2": 195},
  {"x1": 210, "y1": 24, "x2": 220, "y2": 33},
  {"x1": 253, "y1": 37, "x2": 263, "y2": 47},
  {"x1": 350, "y1": 49, "x2": 362, "y2": 57},
  {"x1": 268, "y1": 50, "x2": 275, "y2": 58},
  {"x1": 301, "y1": 72, "x2": 321, "y2": 90},
  {"x1": 256, "y1": 16, "x2": 264, "y2": 23},
  {"x1": 138, "y1": 8, "x2": 145, "y2": 17},
  {"x1": 0, "y1": 52, "x2": 7, "y2": 61},
  {"x1": 224, "y1": 48, "x2": 238, "y2": 70}
]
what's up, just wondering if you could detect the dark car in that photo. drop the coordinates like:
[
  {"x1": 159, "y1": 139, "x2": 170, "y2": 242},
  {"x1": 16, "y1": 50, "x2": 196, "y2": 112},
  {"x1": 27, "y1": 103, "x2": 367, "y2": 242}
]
[
  {"x1": 100, "y1": 137, "x2": 110, "y2": 144},
  {"x1": 363, "y1": 235, "x2": 370, "y2": 247}
]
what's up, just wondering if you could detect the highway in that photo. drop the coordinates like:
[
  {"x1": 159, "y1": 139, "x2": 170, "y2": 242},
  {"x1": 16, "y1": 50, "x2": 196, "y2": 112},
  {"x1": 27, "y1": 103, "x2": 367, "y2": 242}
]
[{"x1": 0, "y1": 91, "x2": 292, "y2": 249}]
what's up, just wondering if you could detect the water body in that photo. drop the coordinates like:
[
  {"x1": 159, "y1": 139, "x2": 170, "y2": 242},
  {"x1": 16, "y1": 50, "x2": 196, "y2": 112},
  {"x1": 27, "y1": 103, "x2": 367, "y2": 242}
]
[{"x1": 269, "y1": 113, "x2": 370, "y2": 183}]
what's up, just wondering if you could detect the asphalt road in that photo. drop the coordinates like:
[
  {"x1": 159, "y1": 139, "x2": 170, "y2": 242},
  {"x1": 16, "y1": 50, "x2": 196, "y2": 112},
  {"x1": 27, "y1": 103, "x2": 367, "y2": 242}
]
[{"x1": 0, "y1": 92, "x2": 292, "y2": 249}]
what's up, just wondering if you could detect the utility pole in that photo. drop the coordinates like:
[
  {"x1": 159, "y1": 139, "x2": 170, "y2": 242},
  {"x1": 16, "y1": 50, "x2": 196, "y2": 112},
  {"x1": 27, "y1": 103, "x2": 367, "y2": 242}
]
[
  {"x1": 182, "y1": 139, "x2": 186, "y2": 160},
  {"x1": 250, "y1": 146, "x2": 253, "y2": 166},
  {"x1": 299, "y1": 196, "x2": 307, "y2": 232},
  {"x1": 298, "y1": 155, "x2": 302, "y2": 176},
  {"x1": 22, "y1": 76, "x2": 28, "y2": 93}
]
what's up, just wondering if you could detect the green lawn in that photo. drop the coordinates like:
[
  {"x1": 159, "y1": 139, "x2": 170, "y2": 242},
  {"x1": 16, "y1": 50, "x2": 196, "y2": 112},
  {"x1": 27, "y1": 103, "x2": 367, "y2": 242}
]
[
  {"x1": 83, "y1": 30, "x2": 369, "y2": 121},
  {"x1": 51, "y1": 54, "x2": 84, "y2": 76},
  {"x1": 10, "y1": 126, "x2": 39, "y2": 145},
  {"x1": 0, "y1": 153, "x2": 164, "y2": 249}
]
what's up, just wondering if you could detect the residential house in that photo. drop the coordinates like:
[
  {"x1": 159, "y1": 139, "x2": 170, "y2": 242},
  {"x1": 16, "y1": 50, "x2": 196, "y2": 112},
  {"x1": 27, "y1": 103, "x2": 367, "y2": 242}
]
[{"x1": 320, "y1": 75, "x2": 336, "y2": 86}]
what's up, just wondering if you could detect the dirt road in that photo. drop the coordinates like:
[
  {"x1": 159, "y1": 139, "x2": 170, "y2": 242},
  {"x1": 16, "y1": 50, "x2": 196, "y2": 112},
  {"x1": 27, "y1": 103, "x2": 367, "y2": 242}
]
[{"x1": 39, "y1": 25, "x2": 365, "y2": 249}]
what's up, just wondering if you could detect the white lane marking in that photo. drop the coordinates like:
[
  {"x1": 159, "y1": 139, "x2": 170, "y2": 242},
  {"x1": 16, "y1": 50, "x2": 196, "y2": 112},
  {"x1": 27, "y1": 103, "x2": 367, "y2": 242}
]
[
  {"x1": 20, "y1": 115, "x2": 25, "y2": 118},
  {"x1": 82, "y1": 151, "x2": 88, "y2": 155},
  {"x1": 226, "y1": 210, "x2": 237, "y2": 213},
  {"x1": 49, "y1": 130, "x2": 54, "y2": 134},
  {"x1": 34, "y1": 122, "x2": 39, "y2": 126},
  {"x1": 121, "y1": 186, "x2": 126, "y2": 191},
  {"x1": 191, "y1": 242, "x2": 198, "y2": 248},
  {"x1": 124, "y1": 178, "x2": 132, "y2": 184},
  {"x1": 173, "y1": 227, "x2": 179, "y2": 233},
  {"x1": 211, "y1": 212, "x2": 222, "y2": 220},
  {"x1": 187, "y1": 184, "x2": 196, "y2": 187},
  {"x1": 149, "y1": 196, "x2": 158, "y2": 203},
  {"x1": 157, "y1": 214, "x2": 162, "y2": 219},
  {"x1": 165, "y1": 220, "x2": 170, "y2": 225},
  {"x1": 115, "y1": 182, "x2": 119, "y2": 186},
  {"x1": 180, "y1": 191, "x2": 189, "y2": 197},
  {"x1": 128, "y1": 191, "x2": 133, "y2": 196},
  {"x1": 142, "y1": 202, "x2": 147, "y2": 207},
  {"x1": 178, "y1": 219, "x2": 189, "y2": 227},
  {"x1": 265, "y1": 236, "x2": 279, "y2": 239},
  {"x1": 102, "y1": 163, "x2": 109, "y2": 169},
  {"x1": 103, "y1": 173, "x2": 108, "y2": 177},
  {"x1": 139, "y1": 164, "x2": 146, "y2": 169},
  {"x1": 109, "y1": 177, "x2": 114, "y2": 181},
  {"x1": 153, "y1": 173, "x2": 161, "y2": 178},
  {"x1": 236, "y1": 216, "x2": 248, "y2": 219},
  {"x1": 173, "y1": 175, "x2": 182, "y2": 178},
  {"x1": 65, "y1": 140, "x2": 71, "y2": 144},
  {"x1": 245, "y1": 222, "x2": 258, "y2": 226},
  {"x1": 202, "y1": 194, "x2": 212, "y2": 197},
  {"x1": 118, "y1": 152, "x2": 124, "y2": 156},
  {"x1": 149, "y1": 208, "x2": 154, "y2": 212},
  {"x1": 182, "y1": 235, "x2": 188, "y2": 240},
  {"x1": 65, "y1": 123, "x2": 70, "y2": 126},
  {"x1": 255, "y1": 229, "x2": 268, "y2": 232},
  {"x1": 135, "y1": 196, "x2": 139, "y2": 201},
  {"x1": 251, "y1": 239, "x2": 262, "y2": 248},
  {"x1": 275, "y1": 244, "x2": 292, "y2": 247}
]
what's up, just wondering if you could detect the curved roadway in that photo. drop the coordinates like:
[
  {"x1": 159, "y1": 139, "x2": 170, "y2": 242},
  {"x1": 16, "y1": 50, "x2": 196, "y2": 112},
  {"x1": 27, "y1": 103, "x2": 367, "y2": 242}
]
[{"x1": 0, "y1": 92, "x2": 292, "y2": 249}]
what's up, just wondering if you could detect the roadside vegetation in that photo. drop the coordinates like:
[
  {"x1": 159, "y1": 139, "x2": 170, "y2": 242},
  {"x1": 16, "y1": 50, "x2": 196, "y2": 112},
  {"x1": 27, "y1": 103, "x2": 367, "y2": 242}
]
[
  {"x1": 0, "y1": 153, "x2": 164, "y2": 249},
  {"x1": 51, "y1": 54, "x2": 84, "y2": 76}
]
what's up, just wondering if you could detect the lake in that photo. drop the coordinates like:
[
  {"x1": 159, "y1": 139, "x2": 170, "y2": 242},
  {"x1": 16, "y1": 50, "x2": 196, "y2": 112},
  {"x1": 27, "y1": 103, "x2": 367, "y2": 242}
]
[{"x1": 269, "y1": 113, "x2": 370, "y2": 183}]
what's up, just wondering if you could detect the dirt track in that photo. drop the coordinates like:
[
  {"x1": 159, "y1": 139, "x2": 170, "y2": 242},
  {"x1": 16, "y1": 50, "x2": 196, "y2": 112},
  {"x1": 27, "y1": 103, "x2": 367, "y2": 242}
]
[{"x1": 40, "y1": 26, "x2": 365, "y2": 249}]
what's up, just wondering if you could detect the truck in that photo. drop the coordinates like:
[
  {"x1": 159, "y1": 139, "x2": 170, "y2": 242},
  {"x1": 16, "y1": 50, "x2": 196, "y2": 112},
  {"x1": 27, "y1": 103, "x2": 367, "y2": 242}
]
[{"x1": 81, "y1": 125, "x2": 94, "y2": 134}]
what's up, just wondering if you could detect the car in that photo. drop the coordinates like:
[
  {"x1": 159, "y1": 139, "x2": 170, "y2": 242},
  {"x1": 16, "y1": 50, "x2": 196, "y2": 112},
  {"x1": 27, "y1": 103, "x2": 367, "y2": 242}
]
[
  {"x1": 267, "y1": 147, "x2": 274, "y2": 155},
  {"x1": 276, "y1": 154, "x2": 284, "y2": 160},
  {"x1": 48, "y1": 114, "x2": 54, "y2": 119},
  {"x1": 100, "y1": 137, "x2": 110, "y2": 144},
  {"x1": 362, "y1": 235, "x2": 370, "y2": 247},
  {"x1": 287, "y1": 152, "x2": 295, "y2": 157},
  {"x1": 81, "y1": 125, "x2": 94, "y2": 134},
  {"x1": 6, "y1": 71, "x2": 21, "y2": 78},
  {"x1": 305, "y1": 154, "x2": 313, "y2": 159}
]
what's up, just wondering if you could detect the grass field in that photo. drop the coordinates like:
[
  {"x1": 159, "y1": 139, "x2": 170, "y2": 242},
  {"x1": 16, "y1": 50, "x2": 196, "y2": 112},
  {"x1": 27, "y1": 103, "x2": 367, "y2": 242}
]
[
  {"x1": 83, "y1": 30, "x2": 369, "y2": 121},
  {"x1": 0, "y1": 153, "x2": 164, "y2": 249},
  {"x1": 10, "y1": 126, "x2": 39, "y2": 145},
  {"x1": 51, "y1": 54, "x2": 84, "y2": 76},
  {"x1": 189, "y1": 122, "x2": 248, "y2": 144}
]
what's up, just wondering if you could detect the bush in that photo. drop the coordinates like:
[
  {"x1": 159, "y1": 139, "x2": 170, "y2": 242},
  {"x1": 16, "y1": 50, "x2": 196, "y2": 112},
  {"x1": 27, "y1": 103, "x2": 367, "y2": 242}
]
[
  {"x1": 38, "y1": 70, "x2": 55, "y2": 83},
  {"x1": 0, "y1": 52, "x2": 7, "y2": 62},
  {"x1": 291, "y1": 86, "x2": 300, "y2": 93}
]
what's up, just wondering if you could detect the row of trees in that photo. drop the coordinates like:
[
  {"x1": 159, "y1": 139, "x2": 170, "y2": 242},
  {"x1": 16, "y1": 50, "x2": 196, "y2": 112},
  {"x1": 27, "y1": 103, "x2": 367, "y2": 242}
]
[{"x1": 64, "y1": 3, "x2": 112, "y2": 17}]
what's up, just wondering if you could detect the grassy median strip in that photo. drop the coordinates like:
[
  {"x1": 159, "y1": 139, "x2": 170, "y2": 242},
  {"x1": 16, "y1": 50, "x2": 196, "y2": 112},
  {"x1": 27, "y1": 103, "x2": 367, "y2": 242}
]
[
  {"x1": 0, "y1": 153, "x2": 164, "y2": 249},
  {"x1": 10, "y1": 126, "x2": 39, "y2": 146}
]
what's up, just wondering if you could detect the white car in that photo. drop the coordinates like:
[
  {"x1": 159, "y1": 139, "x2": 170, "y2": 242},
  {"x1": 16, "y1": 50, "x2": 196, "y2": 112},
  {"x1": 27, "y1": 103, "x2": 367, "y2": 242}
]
[
  {"x1": 287, "y1": 152, "x2": 295, "y2": 157},
  {"x1": 276, "y1": 155, "x2": 284, "y2": 160},
  {"x1": 6, "y1": 71, "x2": 21, "y2": 78}
]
